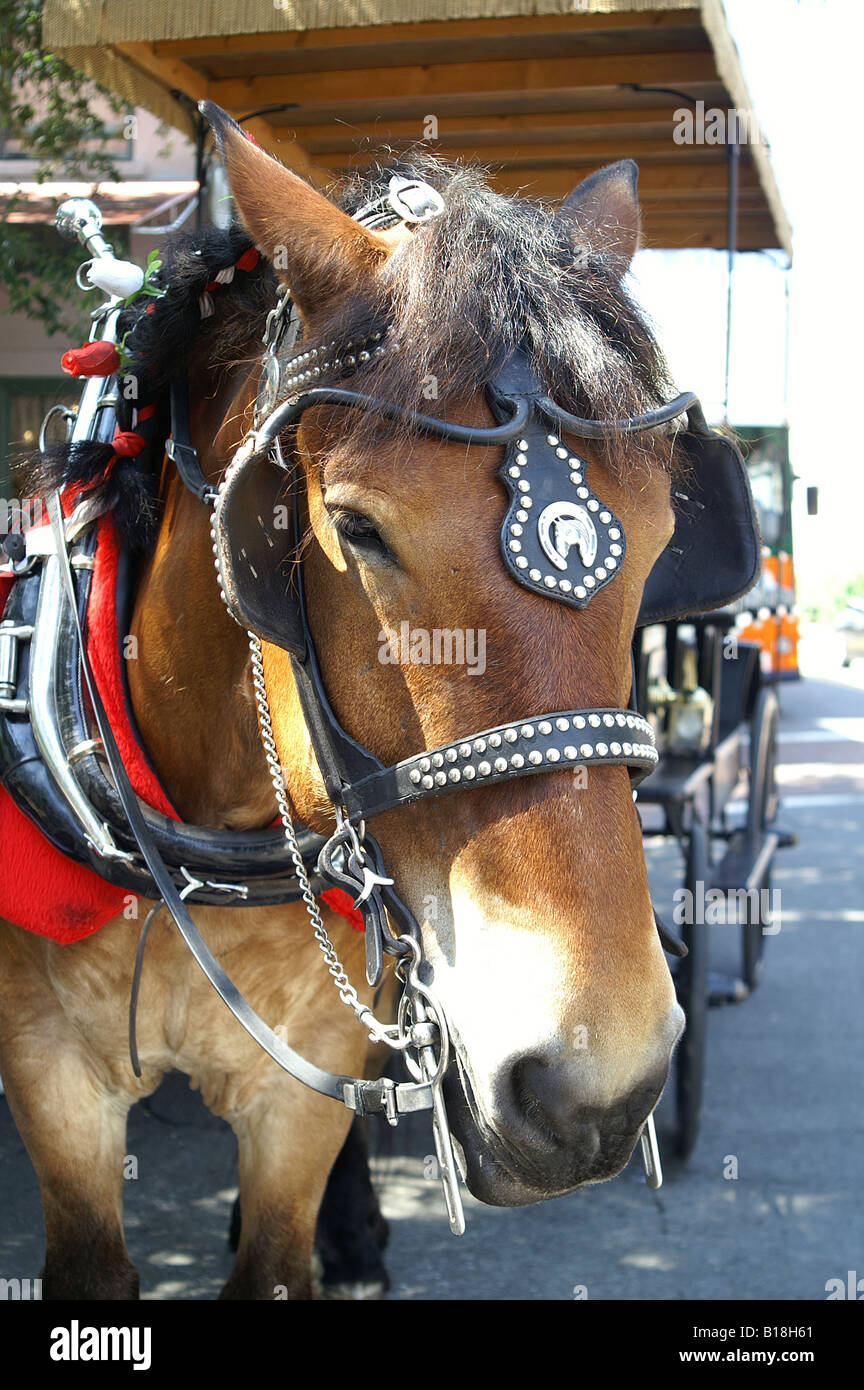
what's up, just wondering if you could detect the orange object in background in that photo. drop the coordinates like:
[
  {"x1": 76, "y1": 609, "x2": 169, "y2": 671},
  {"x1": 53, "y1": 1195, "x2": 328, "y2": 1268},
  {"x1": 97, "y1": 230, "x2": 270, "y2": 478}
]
[
  {"x1": 738, "y1": 609, "x2": 778, "y2": 677},
  {"x1": 776, "y1": 607, "x2": 800, "y2": 678}
]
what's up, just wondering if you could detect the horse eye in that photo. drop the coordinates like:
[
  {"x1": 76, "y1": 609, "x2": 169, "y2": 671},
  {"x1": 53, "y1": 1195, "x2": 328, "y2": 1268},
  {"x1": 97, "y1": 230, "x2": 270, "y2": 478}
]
[{"x1": 333, "y1": 510, "x2": 393, "y2": 560}]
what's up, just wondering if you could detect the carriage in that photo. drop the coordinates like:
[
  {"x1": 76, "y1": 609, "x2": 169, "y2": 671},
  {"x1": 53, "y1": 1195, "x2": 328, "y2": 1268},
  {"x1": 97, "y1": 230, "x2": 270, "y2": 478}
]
[{"x1": 634, "y1": 612, "x2": 791, "y2": 1162}]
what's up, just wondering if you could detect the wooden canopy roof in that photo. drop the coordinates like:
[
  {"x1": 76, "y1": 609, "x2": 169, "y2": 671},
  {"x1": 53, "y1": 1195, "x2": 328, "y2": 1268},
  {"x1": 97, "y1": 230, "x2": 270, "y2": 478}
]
[{"x1": 42, "y1": 0, "x2": 791, "y2": 255}]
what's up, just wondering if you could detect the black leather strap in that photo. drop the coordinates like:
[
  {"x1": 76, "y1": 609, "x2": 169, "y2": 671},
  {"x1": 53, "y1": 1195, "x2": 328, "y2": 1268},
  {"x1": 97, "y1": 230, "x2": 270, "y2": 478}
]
[{"x1": 167, "y1": 373, "x2": 217, "y2": 504}]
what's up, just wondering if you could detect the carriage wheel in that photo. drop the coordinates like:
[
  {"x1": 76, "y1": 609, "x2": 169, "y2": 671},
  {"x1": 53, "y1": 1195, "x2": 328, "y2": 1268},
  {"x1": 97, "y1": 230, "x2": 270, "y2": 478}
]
[
  {"x1": 742, "y1": 687, "x2": 779, "y2": 991},
  {"x1": 674, "y1": 821, "x2": 710, "y2": 1161}
]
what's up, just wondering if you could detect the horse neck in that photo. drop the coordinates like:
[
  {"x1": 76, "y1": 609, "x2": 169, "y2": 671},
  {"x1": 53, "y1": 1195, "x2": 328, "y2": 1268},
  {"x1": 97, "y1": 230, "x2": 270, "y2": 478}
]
[{"x1": 125, "y1": 367, "x2": 276, "y2": 829}]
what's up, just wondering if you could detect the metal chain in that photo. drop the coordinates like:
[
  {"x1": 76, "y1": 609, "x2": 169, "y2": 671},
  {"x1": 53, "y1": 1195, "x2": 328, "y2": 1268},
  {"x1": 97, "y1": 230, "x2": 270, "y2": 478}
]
[
  {"x1": 248, "y1": 633, "x2": 363, "y2": 1012},
  {"x1": 249, "y1": 633, "x2": 413, "y2": 1055}
]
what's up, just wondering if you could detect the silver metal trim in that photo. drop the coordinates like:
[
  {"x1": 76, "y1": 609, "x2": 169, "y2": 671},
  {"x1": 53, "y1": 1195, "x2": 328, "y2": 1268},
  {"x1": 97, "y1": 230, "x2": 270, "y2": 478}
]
[{"x1": 28, "y1": 554, "x2": 133, "y2": 863}]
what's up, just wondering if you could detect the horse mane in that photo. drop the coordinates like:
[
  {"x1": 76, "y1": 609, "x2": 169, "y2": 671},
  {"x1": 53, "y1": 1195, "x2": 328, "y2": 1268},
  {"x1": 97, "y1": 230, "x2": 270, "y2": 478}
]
[{"x1": 25, "y1": 151, "x2": 675, "y2": 550}]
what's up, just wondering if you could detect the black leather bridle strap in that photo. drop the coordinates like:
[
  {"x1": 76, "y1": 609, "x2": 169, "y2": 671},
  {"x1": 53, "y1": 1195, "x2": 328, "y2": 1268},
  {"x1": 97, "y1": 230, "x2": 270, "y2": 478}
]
[
  {"x1": 166, "y1": 372, "x2": 217, "y2": 504},
  {"x1": 46, "y1": 492, "x2": 431, "y2": 1117}
]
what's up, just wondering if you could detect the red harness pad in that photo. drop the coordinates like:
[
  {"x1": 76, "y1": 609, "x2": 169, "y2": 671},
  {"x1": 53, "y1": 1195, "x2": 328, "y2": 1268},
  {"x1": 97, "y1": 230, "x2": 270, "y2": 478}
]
[{"x1": 0, "y1": 522, "x2": 362, "y2": 943}]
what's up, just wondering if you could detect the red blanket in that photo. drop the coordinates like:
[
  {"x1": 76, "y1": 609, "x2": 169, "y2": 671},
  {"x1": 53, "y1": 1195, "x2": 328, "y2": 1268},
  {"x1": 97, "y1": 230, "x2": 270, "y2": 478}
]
[{"x1": 0, "y1": 520, "x2": 361, "y2": 943}]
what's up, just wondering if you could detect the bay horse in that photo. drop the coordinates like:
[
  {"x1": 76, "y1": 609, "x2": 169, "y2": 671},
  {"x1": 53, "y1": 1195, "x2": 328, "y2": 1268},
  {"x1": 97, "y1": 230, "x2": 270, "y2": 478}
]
[{"x1": 0, "y1": 109, "x2": 685, "y2": 1299}]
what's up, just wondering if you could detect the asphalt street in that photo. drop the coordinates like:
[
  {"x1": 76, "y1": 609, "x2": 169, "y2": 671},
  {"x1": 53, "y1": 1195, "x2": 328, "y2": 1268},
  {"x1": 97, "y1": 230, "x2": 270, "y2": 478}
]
[{"x1": 1, "y1": 634, "x2": 861, "y2": 1302}]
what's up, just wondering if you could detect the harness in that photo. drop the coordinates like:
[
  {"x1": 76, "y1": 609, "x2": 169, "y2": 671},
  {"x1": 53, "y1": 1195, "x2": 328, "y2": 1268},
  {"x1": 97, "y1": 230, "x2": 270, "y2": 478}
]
[{"x1": 0, "y1": 188, "x2": 761, "y2": 1233}]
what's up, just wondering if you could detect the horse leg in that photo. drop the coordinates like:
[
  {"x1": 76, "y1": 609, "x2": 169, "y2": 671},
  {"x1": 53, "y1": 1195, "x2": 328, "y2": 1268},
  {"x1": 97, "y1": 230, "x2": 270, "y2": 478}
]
[
  {"x1": 219, "y1": 1085, "x2": 358, "y2": 1301},
  {"x1": 315, "y1": 1117, "x2": 390, "y2": 1298},
  {"x1": 228, "y1": 1118, "x2": 390, "y2": 1295},
  {"x1": 0, "y1": 1026, "x2": 139, "y2": 1300}
]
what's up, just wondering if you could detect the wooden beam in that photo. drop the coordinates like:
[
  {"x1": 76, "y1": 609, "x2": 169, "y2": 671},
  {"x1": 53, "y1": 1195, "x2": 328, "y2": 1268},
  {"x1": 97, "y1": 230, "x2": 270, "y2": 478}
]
[
  {"x1": 114, "y1": 41, "x2": 315, "y2": 177},
  {"x1": 308, "y1": 141, "x2": 745, "y2": 168},
  {"x1": 191, "y1": 27, "x2": 708, "y2": 81},
  {"x1": 209, "y1": 53, "x2": 719, "y2": 110},
  {"x1": 150, "y1": 11, "x2": 705, "y2": 62},
  {"x1": 258, "y1": 82, "x2": 730, "y2": 130},
  {"x1": 318, "y1": 161, "x2": 759, "y2": 198},
  {"x1": 296, "y1": 108, "x2": 690, "y2": 152},
  {"x1": 487, "y1": 166, "x2": 750, "y2": 200}
]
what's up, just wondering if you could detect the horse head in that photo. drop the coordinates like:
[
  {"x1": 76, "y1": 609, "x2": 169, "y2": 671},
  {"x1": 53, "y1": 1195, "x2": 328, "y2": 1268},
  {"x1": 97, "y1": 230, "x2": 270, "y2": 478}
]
[{"x1": 206, "y1": 105, "x2": 684, "y2": 1205}]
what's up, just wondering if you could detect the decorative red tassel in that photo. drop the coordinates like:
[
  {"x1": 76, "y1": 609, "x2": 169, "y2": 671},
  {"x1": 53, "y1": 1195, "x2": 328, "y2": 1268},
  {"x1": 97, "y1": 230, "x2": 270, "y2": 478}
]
[
  {"x1": 235, "y1": 247, "x2": 259, "y2": 272},
  {"x1": 61, "y1": 340, "x2": 121, "y2": 378},
  {"x1": 110, "y1": 430, "x2": 147, "y2": 457}
]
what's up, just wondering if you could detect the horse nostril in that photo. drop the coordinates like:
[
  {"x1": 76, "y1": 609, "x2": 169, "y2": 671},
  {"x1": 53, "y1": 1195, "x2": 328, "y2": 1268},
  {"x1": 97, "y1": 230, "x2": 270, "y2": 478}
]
[{"x1": 509, "y1": 1055, "x2": 668, "y2": 1150}]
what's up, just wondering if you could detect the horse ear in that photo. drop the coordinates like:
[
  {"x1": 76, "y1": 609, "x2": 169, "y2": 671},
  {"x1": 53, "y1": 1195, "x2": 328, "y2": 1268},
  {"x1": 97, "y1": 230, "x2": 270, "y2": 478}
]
[
  {"x1": 561, "y1": 160, "x2": 641, "y2": 269},
  {"x1": 200, "y1": 101, "x2": 391, "y2": 318}
]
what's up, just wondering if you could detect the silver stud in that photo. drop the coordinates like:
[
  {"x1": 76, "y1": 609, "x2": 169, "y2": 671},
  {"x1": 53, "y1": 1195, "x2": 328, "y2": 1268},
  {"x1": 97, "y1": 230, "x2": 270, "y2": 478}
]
[
  {"x1": 509, "y1": 540, "x2": 522, "y2": 553},
  {"x1": 494, "y1": 757, "x2": 507, "y2": 772},
  {"x1": 522, "y1": 497, "x2": 533, "y2": 508},
  {"x1": 474, "y1": 739, "x2": 487, "y2": 753},
  {"x1": 529, "y1": 568, "x2": 541, "y2": 582},
  {"x1": 587, "y1": 499, "x2": 599, "y2": 512},
  {"x1": 445, "y1": 747, "x2": 458, "y2": 762},
  {"x1": 556, "y1": 718, "x2": 570, "y2": 731},
  {"x1": 575, "y1": 716, "x2": 586, "y2": 729},
  {"x1": 589, "y1": 715, "x2": 601, "y2": 727},
  {"x1": 516, "y1": 509, "x2": 528, "y2": 523},
  {"x1": 585, "y1": 576, "x2": 596, "y2": 588},
  {"x1": 449, "y1": 768, "x2": 461, "y2": 782},
  {"x1": 538, "y1": 720, "x2": 552, "y2": 735},
  {"x1": 595, "y1": 567, "x2": 606, "y2": 580},
  {"x1": 605, "y1": 557, "x2": 616, "y2": 570},
  {"x1": 515, "y1": 452, "x2": 527, "y2": 466},
  {"x1": 521, "y1": 724, "x2": 534, "y2": 738},
  {"x1": 596, "y1": 742, "x2": 608, "y2": 756},
  {"x1": 511, "y1": 524, "x2": 523, "y2": 537},
  {"x1": 603, "y1": 715, "x2": 615, "y2": 727},
  {"x1": 580, "y1": 744, "x2": 594, "y2": 758},
  {"x1": 610, "y1": 543, "x2": 622, "y2": 556},
  {"x1": 517, "y1": 439, "x2": 529, "y2": 451},
  {"x1": 559, "y1": 579, "x2": 572, "y2": 592},
  {"x1": 516, "y1": 557, "x2": 529, "y2": 569},
  {"x1": 409, "y1": 769, "x2": 422, "y2": 784},
  {"x1": 478, "y1": 761, "x2": 492, "y2": 776},
  {"x1": 569, "y1": 472, "x2": 583, "y2": 485},
  {"x1": 546, "y1": 434, "x2": 559, "y2": 446},
  {"x1": 504, "y1": 728, "x2": 518, "y2": 743},
  {"x1": 600, "y1": 510, "x2": 611, "y2": 524},
  {"x1": 419, "y1": 757, "x2": 431, "y2": 772},
  {"x1": 528, "y1": 750, "x2": 542, "y2": 765},
  {"x1": 422, "y1": 774, "x2": 434, "y2": 790},
  {"x1": 489, "y1": 733, "x2": 502, "y2": 748},
  {"x1": 623, "y1": 742, "x2": 632, "y2": 755},
  {"x1": 627, "y1": 715, "x2": 635, "y2": 728},
  {"x1": 459, "y1": 743, "x2": 472, "y2": 758},
  {"x1": 510, "y1": 753, "x2": 525, "y2": 769},
  {"x1": 611, "y1": 742, "x2": 621, "y2": 755},
  {"x1": 577, "y1": 486, "x2": 589, "y2": 499},
  {"x1": 616, "y1": 714, "x2": 626, "y2": 726},
  {"x1": 564, "y1": 745, "x2": 576, "y2": 759},
  {"x1": 556, "y1": 446, "x2": 568, "y2": 459},
  {"x1": 509, "y1": 465, "x2": 521, "y2": 478},
  {"x1": 517, "y1": 479, "x2": 530, "y2": 493},
  {"x1": 544, "y1": 576, "x2": 556, "y2": 589},
  {"x1": 463, "y1": 766, "x2": 476, "y2": 780},
  {"x1": 609, "y1": 528, "x2": 621, "y2": 540},
  {"x1": 574, "y1": 585, "x2": 586, "y2": 599},
  {"x1": 546, "y1": 748, "x2": 560, "y2": 762},
  {"x1": 434, "y1": 771, "x2": 447, "y2": 786}
]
